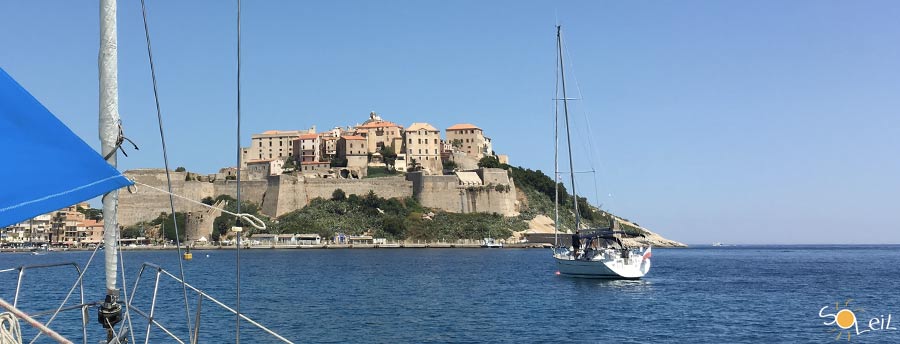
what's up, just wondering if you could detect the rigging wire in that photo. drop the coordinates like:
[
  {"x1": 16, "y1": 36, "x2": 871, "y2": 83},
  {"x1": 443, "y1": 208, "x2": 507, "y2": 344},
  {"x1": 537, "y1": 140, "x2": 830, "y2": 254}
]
[
  {"x1": 561, "y1": 32, "x2": 605, "y2": 213},
  {"x1": 116, "y1": 230, "x2": 137, "y2": 344},
  {"x1": 129, "y1": 181, "x2": 266, "y2": 229},
  {"x1": 139, "y1": 0, "x2": 194, "y2": 339},
  {"x1": 29, "y1": 243, "x2": 102, "y2": 344}
]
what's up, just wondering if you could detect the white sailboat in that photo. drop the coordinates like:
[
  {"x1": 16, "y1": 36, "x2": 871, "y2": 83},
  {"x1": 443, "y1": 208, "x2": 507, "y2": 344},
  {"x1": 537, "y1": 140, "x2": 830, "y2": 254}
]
[
  {"x1": 0, "y1": 1, "x2": 290, "y2": 342},
  {"x1": 550, "y1": 26, "x2": 652, "y2": 279}
]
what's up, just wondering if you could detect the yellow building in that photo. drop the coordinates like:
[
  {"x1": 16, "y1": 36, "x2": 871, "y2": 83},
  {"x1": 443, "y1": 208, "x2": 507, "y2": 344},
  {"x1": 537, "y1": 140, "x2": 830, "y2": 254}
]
[
  {"x1": 405, "y1": 123, "x2": 443, "y2": 174},
  {"x1": 355, "y1": 112, "x2": 404, "y2": 154},
  {"x1": 446, "y1": 123, "x2": 489, "y2": 159}
]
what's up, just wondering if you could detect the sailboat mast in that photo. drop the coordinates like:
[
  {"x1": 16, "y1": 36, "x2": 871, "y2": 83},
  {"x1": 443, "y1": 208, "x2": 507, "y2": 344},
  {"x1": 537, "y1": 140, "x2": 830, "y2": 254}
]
[
  {"x1": 553, "y1": 27, "x2": 561, "y2": 246},
  {"x1": 557, "y1": 26, "x2": 581, "y2": 231},
  {"x1": 99, "y1": 0, "x2": 120, "y2": 298},
  {"x1": 98, "y1": 0, "x2": 124, "y2": 338}
]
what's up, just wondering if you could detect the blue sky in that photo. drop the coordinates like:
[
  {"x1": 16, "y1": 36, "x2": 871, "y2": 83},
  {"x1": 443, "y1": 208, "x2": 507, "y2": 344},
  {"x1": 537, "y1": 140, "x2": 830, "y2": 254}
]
[{"x1": 2, "y1": 1, "x2": 898, "y2": 244}]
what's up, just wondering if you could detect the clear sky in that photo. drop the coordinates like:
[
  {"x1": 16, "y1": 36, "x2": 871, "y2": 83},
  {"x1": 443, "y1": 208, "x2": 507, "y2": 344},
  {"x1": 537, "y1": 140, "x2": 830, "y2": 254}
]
[{"x1": 2, "y1": 1, "x2": 898, "y2": 244}]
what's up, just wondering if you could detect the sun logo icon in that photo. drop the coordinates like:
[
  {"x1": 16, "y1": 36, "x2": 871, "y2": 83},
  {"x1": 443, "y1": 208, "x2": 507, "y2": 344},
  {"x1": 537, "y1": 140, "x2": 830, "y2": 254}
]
[{"x1": 821, "y1": 299, "x2": 865, "y2": 341}]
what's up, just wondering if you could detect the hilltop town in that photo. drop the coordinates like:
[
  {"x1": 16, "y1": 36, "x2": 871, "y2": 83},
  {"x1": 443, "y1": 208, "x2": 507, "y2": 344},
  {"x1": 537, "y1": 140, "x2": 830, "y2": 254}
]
[
  {"x1": 234, "y1": 111, "x2": 506, "y2": 180},
  {"x1": 2, "y1": 112, "x2": 684, "y2": 249}
]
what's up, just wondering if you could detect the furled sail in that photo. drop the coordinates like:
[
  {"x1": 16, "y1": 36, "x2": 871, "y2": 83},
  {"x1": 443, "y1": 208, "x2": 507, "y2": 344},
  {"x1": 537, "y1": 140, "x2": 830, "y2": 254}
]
[{"x1": 0, "y1": 67, "x2": 133, "y2": 227}]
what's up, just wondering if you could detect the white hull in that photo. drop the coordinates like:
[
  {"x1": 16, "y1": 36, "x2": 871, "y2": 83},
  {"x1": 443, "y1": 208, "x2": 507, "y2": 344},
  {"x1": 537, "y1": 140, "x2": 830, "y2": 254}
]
[{"x1": 554, "y1": 251, "x2": 651, "y2": 279}]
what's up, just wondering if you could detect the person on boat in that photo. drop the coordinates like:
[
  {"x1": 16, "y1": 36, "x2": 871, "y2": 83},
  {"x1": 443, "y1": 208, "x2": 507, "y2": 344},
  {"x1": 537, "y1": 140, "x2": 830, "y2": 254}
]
[{"x1": 571, "y1": 233, "x2": 580, "y2": 259}]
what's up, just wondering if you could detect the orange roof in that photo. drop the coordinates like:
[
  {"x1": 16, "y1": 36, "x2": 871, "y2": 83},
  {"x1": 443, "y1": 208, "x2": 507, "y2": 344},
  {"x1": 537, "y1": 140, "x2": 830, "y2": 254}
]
[
  {"x1": 298, "y1": 133, "x2": 318, "y2": 139},
  {"x1": 342, "y1": 135, "x2": 366, "y2": 140},
  {"x1": 447, "y1": 123, "x2": 481, "y2": 131},
  {"x1": 357, "y1": 121, "x2": 402, "y2": 129}
]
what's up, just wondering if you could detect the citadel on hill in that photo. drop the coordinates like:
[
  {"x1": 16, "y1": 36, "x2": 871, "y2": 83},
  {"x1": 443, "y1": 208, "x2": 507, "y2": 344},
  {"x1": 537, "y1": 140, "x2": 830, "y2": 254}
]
[
  {"x1": 237, "y1": 111, "x2": 508, "y2": 180},
  {"x1": 119, "y1": 112, "x2": 521, "y2": 242}
]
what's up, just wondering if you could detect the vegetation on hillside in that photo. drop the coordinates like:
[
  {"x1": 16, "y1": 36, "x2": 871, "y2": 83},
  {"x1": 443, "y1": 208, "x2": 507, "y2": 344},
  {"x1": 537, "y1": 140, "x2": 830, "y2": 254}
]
[{"x1": 270, "y1": 190, "x2": 523, "y2": 240}]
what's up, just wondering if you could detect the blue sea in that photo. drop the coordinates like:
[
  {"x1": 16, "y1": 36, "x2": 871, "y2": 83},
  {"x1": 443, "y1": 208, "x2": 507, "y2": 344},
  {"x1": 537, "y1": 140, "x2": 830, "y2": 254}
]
[{"x1": 2, "y1": 246, "x2": 899, "y2": 343}]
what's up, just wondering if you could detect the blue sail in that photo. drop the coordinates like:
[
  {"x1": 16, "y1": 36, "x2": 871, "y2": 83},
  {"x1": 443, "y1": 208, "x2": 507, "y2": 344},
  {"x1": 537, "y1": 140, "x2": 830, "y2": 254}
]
[{"x1": 0, "y1": 67, "x2": 133, "y2": 227}]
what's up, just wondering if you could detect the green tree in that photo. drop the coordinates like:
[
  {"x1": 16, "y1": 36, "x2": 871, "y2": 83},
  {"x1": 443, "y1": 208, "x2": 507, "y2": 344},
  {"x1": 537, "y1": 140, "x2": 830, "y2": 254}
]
[
  {"x1": 175, "y1": 167, "x2": 186, "y2": 172},
  {"x1": 478, "y1": 156, "x2": 501, "y2": 168},
  {"x1": 331, "y1": 188, "x2": 347, "y2": 201},
  {"x1": 330, "y1": 157, "x2": 348, "y2": 168},
  {"x1": 442, "y1": 159, "x2": 457, "y2": 172},
  {"x1": 122, "y1": 225, "x2": 143, "y2": 239},
  {"x1": 283, "y1": 157, "x2": 297, "y2": 171},
  {"x1": 201, "y1": 196, "x2": 215, "y2": 205},
  {"x1": 379, "y1": 146, "x2": 398, "y2": 167},
  {"x1": 76, "y1": 206, "x2": 103, "y2": 221},
  {"x1": 451, "y1": 139, "x2": 463, "y2": 149}
]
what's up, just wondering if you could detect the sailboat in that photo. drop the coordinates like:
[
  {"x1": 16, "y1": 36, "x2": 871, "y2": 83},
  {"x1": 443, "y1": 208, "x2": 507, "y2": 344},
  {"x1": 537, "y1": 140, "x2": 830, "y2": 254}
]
[
  {"x1": 1, "y1": 1, "x2": 291, "y2": 342},
  {"x1": 550, "y1": 26, "x2": 652, "y2": 279}
]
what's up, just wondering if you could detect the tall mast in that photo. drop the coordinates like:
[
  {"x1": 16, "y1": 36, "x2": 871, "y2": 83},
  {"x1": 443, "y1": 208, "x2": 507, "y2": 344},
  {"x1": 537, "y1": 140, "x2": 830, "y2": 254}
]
[
  {"x1": 557, "y1": 26, "x2": 581, "y2": 232},
  {"x1": 554, "y1": 27, "x2": 561, "y2": 246},
  {"x1": 98, "y1": 0, "x2": 123, "y2": 338}
]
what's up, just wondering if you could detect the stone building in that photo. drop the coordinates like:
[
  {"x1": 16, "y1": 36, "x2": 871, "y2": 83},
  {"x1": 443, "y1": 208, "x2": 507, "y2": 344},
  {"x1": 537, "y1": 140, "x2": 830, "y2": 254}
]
[
  {"x1": 355, "y1": 112, "x2": 404, "y2": 154},
  {"x1": 241, "y1": 128, "x2": 314, "y2": 166},
  {"x1": 337, "y1": 135, "x2": 368, "y2": 177},
  {"x1": 246, "y1": 159, "x2": 284, "y2": 181},
  {"x1": 404, "y1": 122, "x2": 443, "y2": 174},
  {"x1": 293, "y1": 133, "x2": 320, "y2": 162},
  {"x1": 446, "y1": 123, "x2": 490, "y2": 159}
]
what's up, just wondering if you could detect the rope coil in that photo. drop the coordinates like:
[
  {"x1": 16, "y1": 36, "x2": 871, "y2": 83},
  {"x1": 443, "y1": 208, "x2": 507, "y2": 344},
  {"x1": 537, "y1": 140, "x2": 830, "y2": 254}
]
[{"x1": 0, "y1": 312, "x2": 23, "y2": 344}]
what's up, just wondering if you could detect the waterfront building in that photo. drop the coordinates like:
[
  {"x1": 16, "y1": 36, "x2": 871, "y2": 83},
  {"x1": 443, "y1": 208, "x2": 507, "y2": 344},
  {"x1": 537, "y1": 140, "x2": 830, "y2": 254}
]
[
  {"x1": 405, "y1": 122, "x2": 443, "y2": 174},
  {"x1": 446, "y1": 123, "x2": 490, "y2": 159}
]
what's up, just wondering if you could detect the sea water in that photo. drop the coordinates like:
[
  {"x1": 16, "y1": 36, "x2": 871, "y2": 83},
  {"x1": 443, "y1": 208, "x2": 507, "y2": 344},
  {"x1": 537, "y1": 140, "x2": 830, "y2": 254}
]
[{"x1": 2, "y1": 246, "x2": 899, "y2": 343}]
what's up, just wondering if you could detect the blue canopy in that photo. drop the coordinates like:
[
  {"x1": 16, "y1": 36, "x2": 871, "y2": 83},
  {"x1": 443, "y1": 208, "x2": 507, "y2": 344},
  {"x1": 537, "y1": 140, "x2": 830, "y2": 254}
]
[{"x1": 0, "y1": 67, "x2": 133, "y2": 227}]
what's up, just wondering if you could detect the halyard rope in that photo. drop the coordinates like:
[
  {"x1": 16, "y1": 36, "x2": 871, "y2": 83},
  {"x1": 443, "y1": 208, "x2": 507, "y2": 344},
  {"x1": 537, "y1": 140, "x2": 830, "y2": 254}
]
[{"x1": 128, "y1": 180, "x2": 267, "y2": 230}]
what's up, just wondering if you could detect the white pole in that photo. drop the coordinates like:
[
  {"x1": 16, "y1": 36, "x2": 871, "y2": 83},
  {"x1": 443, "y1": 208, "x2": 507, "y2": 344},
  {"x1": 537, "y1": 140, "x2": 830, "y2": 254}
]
[{"x1": 99, "y1": 0, "x2": 120, "y2": 296}]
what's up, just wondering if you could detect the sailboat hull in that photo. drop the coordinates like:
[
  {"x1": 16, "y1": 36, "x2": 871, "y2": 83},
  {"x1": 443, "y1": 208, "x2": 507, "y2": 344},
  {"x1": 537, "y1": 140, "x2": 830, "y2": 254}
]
[{"x1": 555, "y1": 255, "x2": 650, "y2": 279}]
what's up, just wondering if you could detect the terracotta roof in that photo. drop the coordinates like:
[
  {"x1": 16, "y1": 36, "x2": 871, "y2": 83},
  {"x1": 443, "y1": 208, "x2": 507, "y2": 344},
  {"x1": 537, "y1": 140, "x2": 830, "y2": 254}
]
[
  {"x1": 447, "y1": 123, "x2": 481, "y2": 131},
  {"x1": 341, "y1": 135, "x2": 366, "y2": 140},
  {"x1": 357, "y1": 121, "x2": 402, "y2": 129},
  {"x1": 407, "y1": 122, "x2": 438, "y2": 132},
  {"x1": 298, "y1": 133, "x2": 318, "y2": 139}
]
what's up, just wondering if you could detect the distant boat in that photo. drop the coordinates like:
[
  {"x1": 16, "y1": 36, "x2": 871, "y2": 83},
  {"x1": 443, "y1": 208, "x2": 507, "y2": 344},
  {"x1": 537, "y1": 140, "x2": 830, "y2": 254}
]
[
  {"x1": 549, "y1": 26, "x2": 651, "y2": 279},
  {"x1": 712, "y1": 242, "x2": 724, "y2": 247},
  {"x1": 30, "y1": 245, "x2": 49, "y2": 255},
  {"x1": 481, "y1": 238, "x2": 503, "y2": 248}
]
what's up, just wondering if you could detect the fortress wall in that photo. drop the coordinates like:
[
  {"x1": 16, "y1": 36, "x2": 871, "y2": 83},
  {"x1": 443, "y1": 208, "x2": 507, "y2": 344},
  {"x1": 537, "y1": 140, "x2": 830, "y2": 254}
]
[
  {"x1": 119, "y1": 169, "x2": 516, "y2": 227},
  {"x1": 119, "y1": 169, "x2": 268, "y2": 227},
  {"x1": 409, "y1": 170, "x2": 519, "y2": 216},
  {"x1": 263, "y1": 175, "x2": 414, "y2": 217}
]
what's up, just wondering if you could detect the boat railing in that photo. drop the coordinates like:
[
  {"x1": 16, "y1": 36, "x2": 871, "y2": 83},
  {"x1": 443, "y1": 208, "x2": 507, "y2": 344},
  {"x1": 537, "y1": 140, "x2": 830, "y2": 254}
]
[
  {"x1": 127, "y1": 262, "x2": 293, "y2": 344},
  {"x1": 0, "y1": 262, "x2": 90, "y2": 344}
]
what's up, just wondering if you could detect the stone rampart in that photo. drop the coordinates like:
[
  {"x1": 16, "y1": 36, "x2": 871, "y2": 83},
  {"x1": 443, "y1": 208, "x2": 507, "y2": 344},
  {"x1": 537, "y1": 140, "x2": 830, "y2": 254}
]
[{"x1": 119, "y1": 168, "x2": 517, "y2": 227}]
